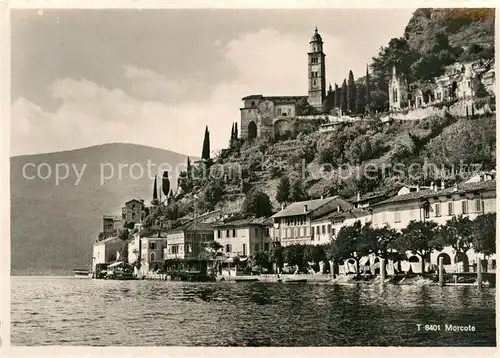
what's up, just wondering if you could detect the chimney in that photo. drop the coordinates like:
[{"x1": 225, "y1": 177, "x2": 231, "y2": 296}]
[
  {"x1": 304, "y1": 204, "x2": 308, "y2": 213},
  {"x1": 440, "y1": 179, "x2": 445, "y2": 191}
]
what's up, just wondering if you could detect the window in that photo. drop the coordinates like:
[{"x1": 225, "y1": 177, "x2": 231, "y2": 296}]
[
  {"x1": 316, "y1": 226, "x2": 320, "y2": 235},
  {"x1": 424, "y1": 206, "x2": 430, "y2": 219},
  {"x1": 322, "y1": 225, "x2": 326, "y2": 234},
  {"x1": 233, "y1": 229, "x2": 237, "y2": 237},
  {"x1": 461, "y1": 200, "x2": 468, "y2": 214},
  {"x1": 265, "y1": 228, "x2": 270, "y2": 237},
  {"x1": 264, "y1": 243, "x2": 269, "y2": 251},
  {"x1": 255, "y1": 243, "x2": 260, "y2": 252},
  {"x1": 277, "y1": 108, "x2": 282, "y2": 116},
  {"x1": 242, "y1": 244, "x2": 246, "y2": 256},
  {"x1": 475, "y1": 199, "x2": 482, "y2": 213},
  {"x1": 251, "y1": 101, "x2": 255, "y2": 106},
  {"x1": 327, "y1": 224, "x2": 331, "y2": 233},
  {"x1": 185, "y1": 243, "x2": 192, "y2": 253},
  {"x1": 172, "y1": 245, "x2": 178, "y2": 254},
  {"x1": 435, "y1": 203, "x2": 441, "y2": 217},
  {"x1": 217, "y1": 230, "x2": 221, "y2": 239},
  {"x1": 394, "y1": 210, "x2": 401, "y2": 223},
  {"x1": 150, "y1": 252, "x2": 155, "y2": 262},
  {"x1": 332, "y1": 228, "x2": 336, "y2": 236},
  {"x1": 226, "y1": 244, "x2": 231, "y2": 253},
  {"x1": 149, "y1": 242, "x2": 156, "y2": 250},
  {"x1": 313, "y1": 79, "x2": 317, "y2": 86},
  {"x1": 226, "y1": 229, "x2": 230, "y2": 238}
]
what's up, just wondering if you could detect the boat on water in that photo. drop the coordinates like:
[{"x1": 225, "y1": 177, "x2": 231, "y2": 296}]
[
  {"x1": 234, "y1": 277, "x2": 259, "y2": 282},
  {"x1": 73, "y1": 269, "x2": 91, "y2": 278},
  {"x1": 284, "y1": 278, "x2": 308, "y2": 283}
]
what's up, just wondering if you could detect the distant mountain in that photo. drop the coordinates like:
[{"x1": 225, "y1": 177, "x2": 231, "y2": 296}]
[{"x1": 10, "y1": 143, "x2": 191, "y2": 275}]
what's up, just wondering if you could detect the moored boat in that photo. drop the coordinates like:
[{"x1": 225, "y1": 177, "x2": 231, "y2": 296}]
[{"x1": 73, "y1": 269, "x2": 91, "y2": 278}]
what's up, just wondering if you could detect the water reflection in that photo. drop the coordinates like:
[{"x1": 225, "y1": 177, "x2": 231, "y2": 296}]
[{"x1": 10, "y1": 277, "x2": 496, "y2": 347}]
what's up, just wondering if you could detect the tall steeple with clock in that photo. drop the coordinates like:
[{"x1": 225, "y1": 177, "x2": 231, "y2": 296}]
[{"x1": 307, "y1": 26, "x2": 326, "y2": 110}]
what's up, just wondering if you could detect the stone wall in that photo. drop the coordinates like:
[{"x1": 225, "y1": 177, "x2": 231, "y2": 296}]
[{"x1": 390, "y1": 99, "x2": 494, "y2": 121}]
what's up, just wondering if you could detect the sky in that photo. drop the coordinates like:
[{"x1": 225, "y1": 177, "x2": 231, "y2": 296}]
[{"x1": 11, "y1": 8, "x2": 416, "y2": 157}]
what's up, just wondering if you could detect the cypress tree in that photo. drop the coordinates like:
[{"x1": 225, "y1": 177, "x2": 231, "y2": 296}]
[
  {"x1": 152, "y1": 175, "x2": 159, "y2": 205},
  {"x1": 340, "y1": 79, "x2": 348, "y2": 115},
  {"x1": 230, "y1": 123, "x2": 235, "y2": 147},
  {"x1": 201, "y1": 125, "x2": 210, "y2": 160},
  {"x1": 234, "y1": 122, "x2": 238, "y2": 140},
  {"x1": 334, "y1": 83, "x2": 340, "y2": 108},
  {"x1": 365, "y1": 65, "x2": 371, "y2": 114},
  {"x1": 347, "y1": 70, "x2": 356, "y2": 114},
  {"x1": 187, "y1": 157, "x2": 191, "y2": 171},
  {"x1": 355, "y1": 83, "x2": 366, "y2": 115}
]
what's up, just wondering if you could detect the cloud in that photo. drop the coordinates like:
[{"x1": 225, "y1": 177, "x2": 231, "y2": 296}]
[{"x1": 11, "y1": 27, "x2": 342, "y2": 157}]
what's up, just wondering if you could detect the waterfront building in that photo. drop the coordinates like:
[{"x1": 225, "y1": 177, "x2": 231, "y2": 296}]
[
  {"x1": 92, "y1": 236, "x2": 126, "y2": 273},
  {"x1": 271, "y1": 196, "x2": 352, "y2": 246},
  {"x1": 328, "y1": 174, "x2": 496, "y2": 270},
  {"x1": 212, "y1": 217, "x2": 273, "y2": 258},
  {"x1": 140, "y1": 234, "x2": 168, "y2": 273},
  {"x1": 164, "y1": 222, "x2": 214, "y2": 261}
]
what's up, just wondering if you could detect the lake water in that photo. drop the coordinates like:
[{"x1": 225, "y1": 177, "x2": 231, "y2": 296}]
[{"x1": 10, "y1": 276, "x2": 496, "y2": 346}]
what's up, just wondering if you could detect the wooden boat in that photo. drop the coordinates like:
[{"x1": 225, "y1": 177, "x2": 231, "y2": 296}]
[
  {"x1": 284, "y1": 278, "x2": 307, "y2": 283},
  {"x1": 234, "y1": 277, "x2": 259, "y2": 282},
  {"x1": 73, "y1": 269, "x2": 90, "y2": 278}
]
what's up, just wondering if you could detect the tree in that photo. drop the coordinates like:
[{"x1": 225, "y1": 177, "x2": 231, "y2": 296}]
[
  {"x1": 276, "y1": 176, "x2": 291, "y2": 204},
  {"x1": 151, "y1": 175, "x2": 159, "y2": 205},
  {"x1": 397, "y1": 220, "x2": 441, "y2": 273},
  {"x1": 201, "y1": 125, "x2": 211, "y2": 161},
  {"x1": 270, "y1": 244, "x2": 285, "y2": 273},
  {"x1": 230, "y1": 123, "x2": 235, "y2": 147},
  {"x1": 290, "y1": 177, "x2": 306, "y2": 202},
  {"x1": 251, "y1": 251, "x2": 271, "y2": 273},
  {"x1": 201, "y1": 180, "x2": 224, "y2": 211},
  {"x1": 283, "y1": 244, "x2": 306, "y2": 270},
  {"x1": 472, "y1": 213, "x2": 496, "y2": 257},
  {"x1": 303, "y1": 245, "x2": 327, "y2": 272},
  {"x1": 118, "y1": 228, "x2": 129, "y2": 241},
  {"x1": 355, "y1": 82, "x2": 366, "y2": 115},
  {"x1": 334, "y1": 83, "x2": 340, "y2": 108},
  {"x1": 347, "y1": 70, "x2": 357, "y2": 114},
  {"x1": 329, "y1": 221, "x2": 363, "y2": 277},
  {"x1": 161, "y1": 171, "x2": 170, "y2": 198},
  {"x1": 373, "y1": 225, "x2": 401, "y2": 260},
  {"x1": 241, "y1": 188, "x2": 273, "y2": 218},
  {"x1": 234, "y1": 122, "x2": 239, "y2": 140},
  {"x1": 365, "y1": 65, "x2": 372, "y2": 114},
  {"x1": 340, "y1": 79, "x2": 348, "y2": 114},
  {"x1": 437, "y1": 215, "x2": 475, "y2": 271}
]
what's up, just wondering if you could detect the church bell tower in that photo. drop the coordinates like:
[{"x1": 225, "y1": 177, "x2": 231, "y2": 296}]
[{"x1": 307, "y1": 26, "x2": 326, "y2": 111}]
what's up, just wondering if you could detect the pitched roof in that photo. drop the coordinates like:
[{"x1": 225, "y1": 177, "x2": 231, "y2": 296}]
[
  {"x1": 373, "y1": 180, "x2": 496, "y2": 206},
  {"x1": 212, "y1": 217, "x2": 272, "y2": 228},
  {"x1": 271, "y1": 196, "x2": 338, "y2": 218}
]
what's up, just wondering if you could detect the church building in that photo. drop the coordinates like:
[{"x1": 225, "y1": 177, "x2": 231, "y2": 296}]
[{"x1": 240, "y1": 27, "x2": 329, "y2": 141}]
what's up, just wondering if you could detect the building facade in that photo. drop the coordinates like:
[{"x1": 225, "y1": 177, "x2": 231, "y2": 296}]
[
  {"x1": 271, "y1": 196, "x2": 352, "y2": 246},
  {"x1": 240, "y1": 27, "x2": 328, "y2": 141},
  {"x1": 102, "y1": 215, "x2": 123, "y2": 238},
  {"x1": 122, "y1": 199, "x2": 146, "y2": 225},
  {"x1": 389, "y1": 59, "x2": 495, "y2": 112},
  {"x1": 92, "y1": 236, "x2": 126, "y2": 273},
  {"x1": 164, "y1": 222, "x2": 214, "y2": 261},
  {"x1": 213, "y1": 217, "x2": 273, "y2": 257}
]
